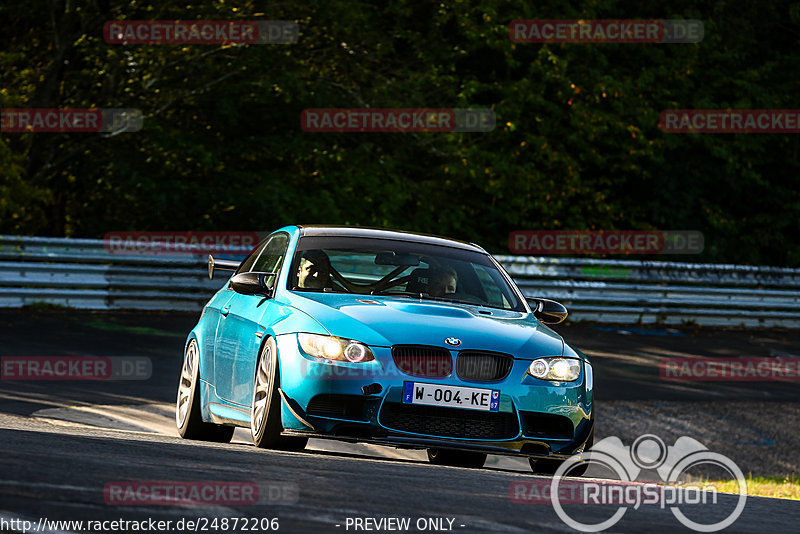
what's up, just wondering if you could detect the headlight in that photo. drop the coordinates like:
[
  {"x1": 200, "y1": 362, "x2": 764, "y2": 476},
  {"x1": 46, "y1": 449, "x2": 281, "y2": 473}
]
[
  {"x1": 527, "y1": 357, "x2": 581, "y2": 381},
  {"x1": 298, "y1": 333, "x2": 375, "y2": 363}
]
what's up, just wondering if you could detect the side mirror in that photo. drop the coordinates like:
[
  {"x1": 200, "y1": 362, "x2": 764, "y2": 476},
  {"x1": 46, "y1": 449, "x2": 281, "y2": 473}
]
[
  {"x1": 208, "y1": 255, "x2": 240, "y2": 279},
  {"x1": 526, "y1": 298, "x2": 568, "y2": 325},
  {"x1": 230, "y1": 272, "x2": 275, "y2": 297}
]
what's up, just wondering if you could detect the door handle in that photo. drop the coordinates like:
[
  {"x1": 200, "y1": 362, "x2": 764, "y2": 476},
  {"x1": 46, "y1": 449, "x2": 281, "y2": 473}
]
[{"x1": 221, "y1": 306, "x2": 230, "y2": 317}]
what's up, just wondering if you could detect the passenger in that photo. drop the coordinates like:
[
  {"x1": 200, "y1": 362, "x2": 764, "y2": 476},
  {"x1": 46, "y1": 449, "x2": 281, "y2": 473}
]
[
  {"x1": 296, "y1": 250, "x2": 331, "y2": 289},
  {"x1": 427, "y1": 267, "x2": 458, "y2": 296}
]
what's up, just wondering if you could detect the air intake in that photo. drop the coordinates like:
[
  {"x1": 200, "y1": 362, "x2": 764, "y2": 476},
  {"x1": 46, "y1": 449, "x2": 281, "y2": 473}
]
[
  {"x1": 391, "y1": 345, "x2": 453, "y2": 378},
  {"x1": 456, "y1": 351, "x2": 513, "y2": 381}
]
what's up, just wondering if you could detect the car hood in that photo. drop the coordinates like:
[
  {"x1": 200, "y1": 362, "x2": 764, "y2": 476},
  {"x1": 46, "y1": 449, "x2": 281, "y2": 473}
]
[{"x1": 282, "y1": 292, "x2": 565, "y2": 359}]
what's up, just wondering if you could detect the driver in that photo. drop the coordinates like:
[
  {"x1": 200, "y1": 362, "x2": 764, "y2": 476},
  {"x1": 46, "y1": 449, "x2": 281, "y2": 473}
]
[
  {"x1": 296, "y1": 250, "x2": 331, "y2": 289},
  {"x1": 427, "y1": 267, "x2": 457, "y2": 296}
]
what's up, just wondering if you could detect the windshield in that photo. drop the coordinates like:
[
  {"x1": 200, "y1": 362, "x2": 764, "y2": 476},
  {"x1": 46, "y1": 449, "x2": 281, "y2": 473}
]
[{"x1": 288, "y1": 236, "x2": 525, "y2": 311}]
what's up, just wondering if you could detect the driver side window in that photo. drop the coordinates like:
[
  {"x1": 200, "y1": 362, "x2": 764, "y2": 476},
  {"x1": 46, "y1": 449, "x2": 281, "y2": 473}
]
[
  {"x1": 251, "y1": 234, "x2": 290, "y2": 275},
  {"x1": 236, "y1": 234, "x2": 289, "y2": 289}
]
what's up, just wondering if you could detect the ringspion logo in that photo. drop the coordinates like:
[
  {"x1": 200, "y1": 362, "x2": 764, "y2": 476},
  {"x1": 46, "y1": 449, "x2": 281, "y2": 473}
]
[
  {"x1": 1, "y1": 109, "x2": 142, "y2": 133},
  {"x1": 103, "y1": 21, "x2": 298, "y2": 44},
  {"x1": 510, "y1": 479, "x2": 685, "y2": 505},
  {"x1": 512, "y1": 435, "x2": 746, "y2": 532}
]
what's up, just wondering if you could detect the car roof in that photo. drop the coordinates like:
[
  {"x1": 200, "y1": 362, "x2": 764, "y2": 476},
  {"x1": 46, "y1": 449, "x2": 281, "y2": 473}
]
[{"x1": 296, "y1": 225, "x2": 487, "y2": 253}]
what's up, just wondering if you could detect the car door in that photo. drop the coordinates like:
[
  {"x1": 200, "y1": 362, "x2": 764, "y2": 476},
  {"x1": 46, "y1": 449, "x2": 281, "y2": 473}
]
[
  {"x1": 200, "y1": 288, "x2": 238, "y2": 384},
  {"x1": 213, "y1": 233, "x2": 289, "y2": 406}
]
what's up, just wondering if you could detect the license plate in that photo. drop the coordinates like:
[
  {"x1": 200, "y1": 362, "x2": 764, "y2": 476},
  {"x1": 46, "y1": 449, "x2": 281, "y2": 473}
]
[{"x1": 402, "y1": 381, "x2": 500, "y2": 412}]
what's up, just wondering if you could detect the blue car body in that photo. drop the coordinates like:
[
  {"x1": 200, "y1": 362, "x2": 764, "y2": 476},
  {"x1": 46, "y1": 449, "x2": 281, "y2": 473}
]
[{"x1": 186, "y1": 225, "x2": 593, "y2": 461}]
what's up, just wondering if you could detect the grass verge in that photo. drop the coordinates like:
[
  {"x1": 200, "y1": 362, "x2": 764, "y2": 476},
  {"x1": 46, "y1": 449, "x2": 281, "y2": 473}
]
[{"x1": 707, "y1": 474, "x2": 800, "y2": 500}]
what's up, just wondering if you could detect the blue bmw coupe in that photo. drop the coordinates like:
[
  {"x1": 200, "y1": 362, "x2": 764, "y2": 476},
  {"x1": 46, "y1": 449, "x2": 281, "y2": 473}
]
[{"x1": 176, "y1": 225, "x2": 594, "y2": 473}]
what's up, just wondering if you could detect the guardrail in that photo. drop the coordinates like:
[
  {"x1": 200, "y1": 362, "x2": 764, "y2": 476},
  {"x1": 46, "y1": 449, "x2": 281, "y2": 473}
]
[
  {"x1": 0, "y1": 236, "x2": 235, "y2": 312},
  {"x1": 1, "y1": 235, "x2": 798, "y2": 327},
  {"x1": 497, "y1": 255, "x2": 800, "y2": 327}
]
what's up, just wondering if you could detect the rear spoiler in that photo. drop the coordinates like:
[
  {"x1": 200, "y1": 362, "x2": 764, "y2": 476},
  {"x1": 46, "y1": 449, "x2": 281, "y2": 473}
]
[{"x1": 208, "y1": 255, "x2": 240, "y2": 279}]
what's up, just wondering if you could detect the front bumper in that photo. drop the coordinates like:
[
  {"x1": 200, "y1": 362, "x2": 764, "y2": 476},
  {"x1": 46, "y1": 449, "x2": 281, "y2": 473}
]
[{"x1": 275, "y1": 334, "x2": 593, "y2": 459}]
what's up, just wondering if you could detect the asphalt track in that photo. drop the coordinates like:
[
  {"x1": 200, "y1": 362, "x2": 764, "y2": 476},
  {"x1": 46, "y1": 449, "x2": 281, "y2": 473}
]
[{"x1": 1, "y1": 310, "x2": 799, "y2": 533}]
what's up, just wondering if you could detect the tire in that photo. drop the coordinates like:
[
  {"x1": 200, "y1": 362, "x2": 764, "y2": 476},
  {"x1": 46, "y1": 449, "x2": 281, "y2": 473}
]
[
  {"x1": 427, "y1": 448, "x2": 487, "y2": 468},
  {"x1": 529, "y1": 425, "x2": 593, "y2": 476},
  {"x1": 250, "y1": 337, "x2": 308, "y2": 451},
  {"x1": 176, "y1": 339, "x2": 235, "y2": 442}
]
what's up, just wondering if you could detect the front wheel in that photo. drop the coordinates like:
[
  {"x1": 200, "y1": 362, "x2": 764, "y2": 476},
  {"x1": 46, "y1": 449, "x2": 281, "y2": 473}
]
[
  {"x1": 176, "y1": 339, "x2": 234, "y2": 442},
  {"x1": 427, "y1": 448, "x2": 486, "y2": 468},
  {"x1": 250, "y1": 337, "x2": 307, "y2": 450}
]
